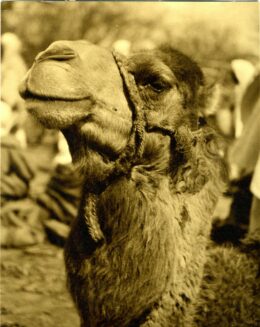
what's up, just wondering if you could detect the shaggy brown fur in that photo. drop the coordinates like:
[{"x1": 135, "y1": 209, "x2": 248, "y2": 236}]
[{"x1": 20, "y1": 40, "x2": 259, "y2": 327}]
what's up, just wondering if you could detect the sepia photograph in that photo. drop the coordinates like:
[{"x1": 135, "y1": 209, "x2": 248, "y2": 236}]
[{"x1": 1, "y1": 1, "x2": 259, "y2": 326}]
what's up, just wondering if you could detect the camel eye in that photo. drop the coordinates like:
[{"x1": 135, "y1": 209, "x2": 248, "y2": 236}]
[
  {"x1": 145, "y1": 77, "x2": 171, "y2": 93},
  {"x1": 149, "y1": 80, "x2": 167, "y2": 93},
  {"x1": 133, "y1": 69, "x2": 172, "y2": 94}
]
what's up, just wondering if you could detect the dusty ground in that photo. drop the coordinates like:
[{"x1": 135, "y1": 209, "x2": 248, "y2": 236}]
[{"x1": 1, "y1": 243, "x2": 79, "y2": 327}]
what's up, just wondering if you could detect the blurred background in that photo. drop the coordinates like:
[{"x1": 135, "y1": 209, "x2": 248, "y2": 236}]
[
  {"x1": 2, "y1": 1, "x2": 259, "y2": 65},
  {"x1": 1, "y1": 2, "x2": 259, "y2": 326}
]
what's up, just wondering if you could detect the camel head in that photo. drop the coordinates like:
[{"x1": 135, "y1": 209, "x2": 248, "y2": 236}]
[{"x1": 20, "y1": 40, "x2": 219, "y2": 185}]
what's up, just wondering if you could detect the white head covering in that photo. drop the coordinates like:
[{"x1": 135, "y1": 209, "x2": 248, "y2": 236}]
[{"x1": 112, "y1": 39, "x2": 131, "y2": 56}]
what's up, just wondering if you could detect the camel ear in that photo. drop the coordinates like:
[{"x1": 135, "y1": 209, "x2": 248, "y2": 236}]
[
  {"x1": 200, "y1": 68, "x2": 221, "y2": 116},
  {"x1": 202, "y1": 83, "x2": 221, "y2": 116}
]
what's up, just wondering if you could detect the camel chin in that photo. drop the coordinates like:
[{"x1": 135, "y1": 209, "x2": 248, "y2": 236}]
[{"x1": 23, "y1": 96, "x2": 91, "y2": 130}]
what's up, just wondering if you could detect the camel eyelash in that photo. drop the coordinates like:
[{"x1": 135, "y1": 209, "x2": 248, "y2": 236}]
[{"x1": 139, "y1": 76, "x2": 172, "y2": 93}]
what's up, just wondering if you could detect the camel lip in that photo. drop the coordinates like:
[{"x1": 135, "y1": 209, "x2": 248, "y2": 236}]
[
  {"x1": 20, "y1": 89, "x2": 58, "y2": 101},
  {"x1": 20, "y1": 88, "x2": 88, "y2": 102}
]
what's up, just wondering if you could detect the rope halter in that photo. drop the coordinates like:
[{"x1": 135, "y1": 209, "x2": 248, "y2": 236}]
[{"x1": 83, "y1": 51, "x2": 148, "y2": 242}]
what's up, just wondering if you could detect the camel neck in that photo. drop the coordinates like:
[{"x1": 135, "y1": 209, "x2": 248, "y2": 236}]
[{"x1": 82, "y1": 133, "x2": 172, "y2": 243}]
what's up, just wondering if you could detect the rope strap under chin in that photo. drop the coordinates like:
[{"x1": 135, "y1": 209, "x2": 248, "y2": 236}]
[{"x1": 84, "y1": 51, "x2": 147, "y2": 242}]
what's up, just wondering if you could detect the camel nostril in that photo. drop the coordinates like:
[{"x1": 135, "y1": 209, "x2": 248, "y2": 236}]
[{"x1": 35, "y1": 43, "x2": 77, "y2": 62}]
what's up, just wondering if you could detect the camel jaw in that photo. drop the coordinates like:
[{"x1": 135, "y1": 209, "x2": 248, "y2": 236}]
[{"x1": 20, "y1": 89, "x2": 92, "y2": 130}]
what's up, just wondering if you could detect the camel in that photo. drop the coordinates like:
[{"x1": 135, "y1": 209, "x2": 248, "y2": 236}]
[{"x1": 20, "y1": 40, "x2": 259, "y2": 327}]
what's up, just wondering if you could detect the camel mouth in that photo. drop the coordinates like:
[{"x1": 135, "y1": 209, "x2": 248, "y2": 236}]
[
  {"x1": 21, "y1": 89, "x2": 61, "y2": 101},
  {"x1": 20, "y1": 87, "x2": 88, "y2": 102},
  {"x1": 20, "y1": 87, "x2": 93, "y2": 130}
]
